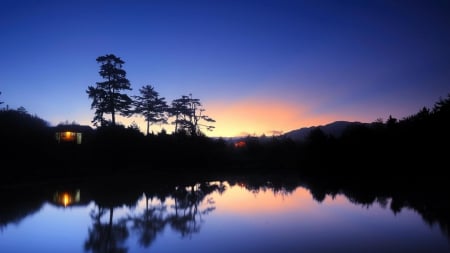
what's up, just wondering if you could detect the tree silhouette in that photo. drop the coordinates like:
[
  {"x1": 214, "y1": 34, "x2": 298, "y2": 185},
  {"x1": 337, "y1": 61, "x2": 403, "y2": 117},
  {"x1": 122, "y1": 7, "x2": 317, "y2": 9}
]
[
  {"x1": 0, "y1": 91, "x2": 3, "y2": 106},
  {"x1": 87, "y1": 54, "x2": 133, "y2": 127},
  {"x1": 170, "y1": 94, "x2": 215, "y2": 136},
  {"x1": 87, "y1": 85, "x2": 108, "y2": 127},
  {"x1": 386, "y1": 115, "x2": 398, "y2": 127},
  {"x1": 17, "y1": 106, "x2": 28, "y2": 114},
  {"x1": 433, "y1": 93, "x2": 450, "y2": 116},
  {"x1": 169, "y1": 95, "x2": 188, "y2": 133},
  {"x1": 133, "y1": 85, "x2": 168, "y2": 135}
]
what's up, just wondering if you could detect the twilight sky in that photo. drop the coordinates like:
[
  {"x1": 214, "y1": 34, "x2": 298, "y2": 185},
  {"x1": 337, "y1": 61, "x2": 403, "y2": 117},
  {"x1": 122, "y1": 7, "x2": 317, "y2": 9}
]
[{"x1": 1, "y1": 0, "x2": 449, "y2": 137}]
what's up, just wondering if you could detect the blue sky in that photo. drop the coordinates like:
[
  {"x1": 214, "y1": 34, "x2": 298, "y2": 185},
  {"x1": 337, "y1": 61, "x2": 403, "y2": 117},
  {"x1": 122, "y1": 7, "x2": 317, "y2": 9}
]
[{"x1": 1, "y1": 0, "x2": 449, "y2": 137}]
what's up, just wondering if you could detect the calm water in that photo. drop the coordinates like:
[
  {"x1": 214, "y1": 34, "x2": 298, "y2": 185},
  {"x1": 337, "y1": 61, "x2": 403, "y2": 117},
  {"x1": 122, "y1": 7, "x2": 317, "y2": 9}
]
[{"x1": 1, "y1": 177, "x2": 449, "y2": 253}]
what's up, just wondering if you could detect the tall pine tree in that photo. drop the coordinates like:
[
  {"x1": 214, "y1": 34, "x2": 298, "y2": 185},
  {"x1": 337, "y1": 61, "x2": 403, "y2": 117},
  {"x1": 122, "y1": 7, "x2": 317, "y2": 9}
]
[
  {"x1": 133, "y1": 85, "x2": 168, "y2": 135},
  {"x1": 87, "y1": 54, "x2": 133, "y2": 127}
]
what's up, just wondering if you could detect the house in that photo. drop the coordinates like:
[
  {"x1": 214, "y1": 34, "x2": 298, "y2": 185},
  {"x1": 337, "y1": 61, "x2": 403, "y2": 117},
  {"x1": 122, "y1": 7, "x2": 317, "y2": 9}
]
[{"x1": 53, "y1": 124, "x2": 93, "y2": 144}]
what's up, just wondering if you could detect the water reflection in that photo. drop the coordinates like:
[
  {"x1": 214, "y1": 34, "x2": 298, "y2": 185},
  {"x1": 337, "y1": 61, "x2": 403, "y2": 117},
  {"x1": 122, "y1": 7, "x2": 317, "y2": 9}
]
[
  {"x1": 0, "y1": 174, "x2": 449, "y2": 253},
  {"x1": 53, "y1": 190, "x2": 81, "y2": 207},
  {"x1": 85, "y1": 206, "x2": 129, "y2": 253},
  {"x1": 167, "y1": 183, "x2": 218, "y2": 238},
  {"x1": 129, "y1": 195, "x2": 166, "y2": 247},
  {"x1": 84, "y1": 182, "x2": 223, "y2": 252}
]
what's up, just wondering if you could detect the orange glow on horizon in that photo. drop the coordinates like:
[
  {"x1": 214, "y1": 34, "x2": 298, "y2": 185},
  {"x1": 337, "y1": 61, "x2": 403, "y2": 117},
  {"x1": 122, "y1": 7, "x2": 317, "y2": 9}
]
[
  {"x1": 215, "y1": 184, "x2": 315, "y2": 214},
  {"x1": 213, "y1": 183, "x2": 350, "y2": 215},
  {"x1": 205, "y1": 98, "x2": 342, "y2": 138}
]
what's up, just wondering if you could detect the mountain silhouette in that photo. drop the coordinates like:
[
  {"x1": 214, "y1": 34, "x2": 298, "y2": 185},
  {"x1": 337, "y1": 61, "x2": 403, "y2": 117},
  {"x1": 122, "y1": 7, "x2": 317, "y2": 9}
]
[{"x1": 283, "y1": 121, "x2": 365, "y2": 141}]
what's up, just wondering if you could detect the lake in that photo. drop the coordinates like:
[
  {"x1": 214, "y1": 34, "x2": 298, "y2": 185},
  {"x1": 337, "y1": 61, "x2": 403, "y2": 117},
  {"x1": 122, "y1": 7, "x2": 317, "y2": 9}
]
[{"x1": 1, "y1": 174, "x2": 449, "y2": 253}]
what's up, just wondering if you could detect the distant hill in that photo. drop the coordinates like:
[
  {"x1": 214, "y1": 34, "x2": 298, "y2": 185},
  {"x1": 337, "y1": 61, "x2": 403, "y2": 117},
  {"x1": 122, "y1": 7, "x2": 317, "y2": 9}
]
[
  {"x1": 283, "y1": 121, "x2": 366, "y2": 141},
  {"x1": 215, "y1": 120, "x2": 367, "y2": 143}
]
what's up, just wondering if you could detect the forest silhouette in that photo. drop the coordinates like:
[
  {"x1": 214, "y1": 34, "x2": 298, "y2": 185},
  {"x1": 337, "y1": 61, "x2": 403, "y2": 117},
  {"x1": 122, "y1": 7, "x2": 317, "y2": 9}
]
[
  {"x1": 1, "y1": 89, "x2": 449, "y2": 183},
  {"x1": 0, "y1": 54, "x2": 449, "y2": 184}
]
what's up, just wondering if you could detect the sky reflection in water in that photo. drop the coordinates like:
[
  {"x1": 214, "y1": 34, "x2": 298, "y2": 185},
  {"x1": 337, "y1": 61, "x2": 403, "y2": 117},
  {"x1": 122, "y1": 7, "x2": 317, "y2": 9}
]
[{"x1": 0, "y1": 181, "x2": 448, "y2": 253}]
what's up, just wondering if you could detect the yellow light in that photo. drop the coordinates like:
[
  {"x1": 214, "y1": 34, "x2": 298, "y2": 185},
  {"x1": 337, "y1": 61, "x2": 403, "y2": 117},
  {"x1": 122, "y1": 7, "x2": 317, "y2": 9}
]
[
  {"x1": 62, "y1": 193, "x2": 71, "y2": 207},
  {"x1": 65, "y1": 131, "x2": 71, "y2": 137}
]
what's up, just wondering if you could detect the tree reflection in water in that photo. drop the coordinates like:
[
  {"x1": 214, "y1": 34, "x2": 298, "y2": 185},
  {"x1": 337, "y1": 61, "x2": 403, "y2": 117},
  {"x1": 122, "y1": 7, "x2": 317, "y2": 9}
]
[
  {"x1": 129, "y1": 195, "x2": 166, "y2": 247},
  {"x1": 84, "y1": 181, "x2": 223, "y2": 252},
  {"x1": 167, "y1": 182, "x2": 217, "y2": 238},
  {"x1": 84, "y1": 207, "x2": 129, "y2": 253},
  {"x1": 1, "y1": 174, "x2": 448, "y2": 252}
]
